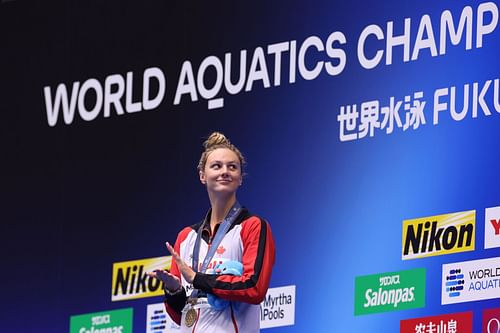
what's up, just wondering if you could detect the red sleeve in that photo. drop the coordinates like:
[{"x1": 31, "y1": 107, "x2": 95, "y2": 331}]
[
  {"x1": 192, "y1": 217, "x2": 276, "y2": 304},
  {"x1": 164, "y1": 227, "x2": 191, "y2": 325}
]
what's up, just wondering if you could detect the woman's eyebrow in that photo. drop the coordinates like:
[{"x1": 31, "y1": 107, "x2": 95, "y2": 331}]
[{"x1": 211, "y1": 160, "x2": 239, "y2": 164}]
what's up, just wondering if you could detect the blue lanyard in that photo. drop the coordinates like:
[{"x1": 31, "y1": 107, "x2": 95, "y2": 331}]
[{"x1": 192, "y1": 201, "x2": 242, "y2": 274}]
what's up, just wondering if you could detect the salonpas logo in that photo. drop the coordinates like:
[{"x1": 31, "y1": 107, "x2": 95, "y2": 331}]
[
  {"x1": 354, "y1": 268, "x2": 426, "y2": 315},
  {"x1": 402, "y1": 210, "x2": 475, "y2": 260},
  {"x1": 69, "y1": 308, "x2": 133, "y2": 333},
  {"x1": 112, "y1": 256, "x2": 171, "y2": 301}
]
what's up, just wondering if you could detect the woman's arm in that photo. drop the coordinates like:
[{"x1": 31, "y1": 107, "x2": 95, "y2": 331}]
[
  {"x1": 193, "y1": 217, "x2": 276, "y2": 304},
  {"x1": 163, "y1": 227, "x2": 192, "y2": 324}
]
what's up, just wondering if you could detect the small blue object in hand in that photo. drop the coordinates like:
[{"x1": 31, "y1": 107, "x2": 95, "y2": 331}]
[{"x1": 208, "y1": 260, "x2": 243, "y2": 311}]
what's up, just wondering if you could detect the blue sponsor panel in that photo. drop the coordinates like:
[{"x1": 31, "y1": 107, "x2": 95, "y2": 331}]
[{"x1": 2, "y1": 0, "x2": 500, "y2": 332}]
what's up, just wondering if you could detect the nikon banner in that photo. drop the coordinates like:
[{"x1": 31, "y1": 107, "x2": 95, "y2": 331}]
[
  {"x1": 111, "y1": 256, "x2": 172, "y2": 301},
  {"x1": 3, "y1": 0, "x2": 500, "y2": 332},
  {"x1": 402, "y1": 210, "x2": 476, "y2": 260}
]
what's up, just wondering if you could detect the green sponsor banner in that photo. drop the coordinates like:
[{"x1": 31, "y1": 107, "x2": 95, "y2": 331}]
[
  {"x1": 70, "y1": 308, "x2": 133, "y2": 333},
  {"x1": 354, "y1": 268, "x2": 425, "y2": 315}
]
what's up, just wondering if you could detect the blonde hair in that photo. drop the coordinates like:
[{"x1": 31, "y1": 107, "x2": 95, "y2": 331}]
[{"x1": 197, "y1": 132, "x2": 245, "y2": 173}]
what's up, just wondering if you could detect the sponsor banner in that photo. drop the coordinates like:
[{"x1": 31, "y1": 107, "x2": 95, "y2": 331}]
[
  {"x1": 483, "y1": 308, "x2": 500, "y2": 333},
  {"x1": 70, "y1": 308, "x2": 133, "y2": 333},
  {"x1": 354, "y1": 268, "x2": 425, "y2": 316},
  {"x1": 442, "y1": 256, "x2": 500, "y2": 305},
  {"x1": 146, "y1": 303, "x2": 180, "y2": 333},
  {"x1": 402, "y1": 210, "x2": 475, "y2": 260},
  {"x1": 260, "y1": 285, "x2": 295, "y2": 329},
  {"x1": 112, "y1": 256, "x2": 172, "y2": 301},
  {"x1": 400, "y1": 311, "x2": 472, "y2": 333},
  {"x1": 485, "y1": 206, "x2": 500, "y2": 249}
]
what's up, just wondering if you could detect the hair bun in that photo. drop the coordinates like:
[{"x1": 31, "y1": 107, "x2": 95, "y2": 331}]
[
  {"x1": 198, "y1": 131, "x2": 245, "y2": 173},
  {"x1": 203, "y1": 132, "x2": 230, "y2": 149}
]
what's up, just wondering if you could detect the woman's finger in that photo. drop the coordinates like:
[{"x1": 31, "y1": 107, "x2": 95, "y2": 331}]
[
  {"x1": 166, "y1": 242, "x2": 176, "y2": 257},
  {"x1": 166, "y1": 242, "x2": 183, "y2": 263},
  {"x1": 165, "y1": 241, "x2": 195, "y2": 283}
]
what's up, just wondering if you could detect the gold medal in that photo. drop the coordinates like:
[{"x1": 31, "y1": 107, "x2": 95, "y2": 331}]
[{"x1": 185, "y1": 308, "x2": 197, "y2": 327}]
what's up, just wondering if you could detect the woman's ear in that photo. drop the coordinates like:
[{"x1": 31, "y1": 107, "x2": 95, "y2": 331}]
[{"x1": 199, "y1": 170, "x2": 206, "y2": 184}]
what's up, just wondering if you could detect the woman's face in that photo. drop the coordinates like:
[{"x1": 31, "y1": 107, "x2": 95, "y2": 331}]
[{"x1": 199, "y1": 148, "x2": 242, "y2": 197}]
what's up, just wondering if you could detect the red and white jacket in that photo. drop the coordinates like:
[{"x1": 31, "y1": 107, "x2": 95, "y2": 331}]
[{"x1": 164, "y1": 208, "x2": 276, "y2": 333}]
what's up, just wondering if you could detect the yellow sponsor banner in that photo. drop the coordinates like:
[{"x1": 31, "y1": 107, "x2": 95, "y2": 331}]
[
  {"x1": 402, "y1": 210, "x2": 475, "y2": 260},
  {"x1": 111, "y1": 256, "x2": 172, "y2": 301}
]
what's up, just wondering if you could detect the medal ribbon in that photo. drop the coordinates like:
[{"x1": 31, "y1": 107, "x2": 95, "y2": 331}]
[
  {"x1": 192, "y1": 201, "x2": 242, "y2": 273},
  {"x1": 190, "y1": 201, "x2": 242, "y2": 297}
]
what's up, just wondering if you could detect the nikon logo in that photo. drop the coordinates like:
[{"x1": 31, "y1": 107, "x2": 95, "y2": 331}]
[
  {"x1": 402, "y1": 210, "x2": 475, "y2": 260},
  {"x1": 111, "y1": 256, "x2": 171, "y2": 301}
]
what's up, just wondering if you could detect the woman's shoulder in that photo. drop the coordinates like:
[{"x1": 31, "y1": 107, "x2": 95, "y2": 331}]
[
  {"x1": 175, "y1": 224, "x2": 197, "y2": 242},
  {"x1": 240, "y1": 207, "x2": 269, "y2": 222},
  {"x1": 239, "y1": 209, "x2": 271, "y2": 229}
]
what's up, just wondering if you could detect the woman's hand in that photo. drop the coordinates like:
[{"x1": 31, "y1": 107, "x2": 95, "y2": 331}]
[
  {"x1": 166, "y1": 241, "x2": 196, "y2": 284},
  {"x1": 146, "y1": 269, "x2": 181, "y2": 292}
]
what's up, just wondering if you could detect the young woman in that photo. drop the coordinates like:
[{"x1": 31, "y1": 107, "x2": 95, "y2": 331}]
[{"x1": 148, "y1": 132, "x2": 276, "y2": 333}]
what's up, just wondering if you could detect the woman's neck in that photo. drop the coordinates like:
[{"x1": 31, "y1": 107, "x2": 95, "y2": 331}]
[{"x1": 209, "y1": 194, "x2": 237, "y2": 231}]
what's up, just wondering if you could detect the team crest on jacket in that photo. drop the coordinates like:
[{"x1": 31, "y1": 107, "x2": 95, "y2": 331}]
[{"x1": 216, "y1": 245, "x2": 226, "y2": 255}]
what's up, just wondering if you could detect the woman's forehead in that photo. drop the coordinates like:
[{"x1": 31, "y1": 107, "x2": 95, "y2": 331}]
[{"x1": 206, "y1": 147, "x2": 240, "y2": 162}]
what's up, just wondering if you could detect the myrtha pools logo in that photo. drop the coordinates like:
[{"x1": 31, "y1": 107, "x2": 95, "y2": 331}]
[{"x1": 444, "y1": 268, "x2": 465, "y2": 298}]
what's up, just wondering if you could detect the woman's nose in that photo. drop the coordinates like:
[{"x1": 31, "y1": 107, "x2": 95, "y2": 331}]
[{"x1": 221, "y1": 165, "x2": 229, "y2": 175}]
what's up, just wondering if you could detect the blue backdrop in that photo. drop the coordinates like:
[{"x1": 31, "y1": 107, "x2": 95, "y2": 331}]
[{"x1": 1, "y1": 0, "x2": 499, "y2": 332}]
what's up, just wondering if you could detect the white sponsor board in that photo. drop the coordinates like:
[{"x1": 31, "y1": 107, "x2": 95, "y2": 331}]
[
  {"x1": 260, "y1": 285, "x2": 296, "y2": 329},
  {"x1": 485, "y1": 206, "x2": 500, "y2": 249},
  {"x1": 146, "y1": 303, "x2": 180, "y2": 333},
  {"x1": 146, "y1": 286, "x2": 296, "y2": 331},
  {"x1": 442, "y1": 256, "x2": 500, "y2": 305}
]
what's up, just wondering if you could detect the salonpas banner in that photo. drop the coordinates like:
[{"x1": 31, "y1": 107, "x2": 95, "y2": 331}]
[
  {"x1": 354, "y1": 268, "x2": 426, "y2": 315},
  {"x1": 70, "y1": 308, "x2": 133, "y2": 333}
]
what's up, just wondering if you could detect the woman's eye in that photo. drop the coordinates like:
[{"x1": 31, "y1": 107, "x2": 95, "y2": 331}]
[{"x1": 211, "y1": 163, "x2": 221, "y2": 169}]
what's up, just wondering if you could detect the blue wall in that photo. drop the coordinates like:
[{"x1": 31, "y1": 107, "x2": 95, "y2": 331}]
[{"x1": 1, "y1": 0, "x2": 499, "y2": 332}]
